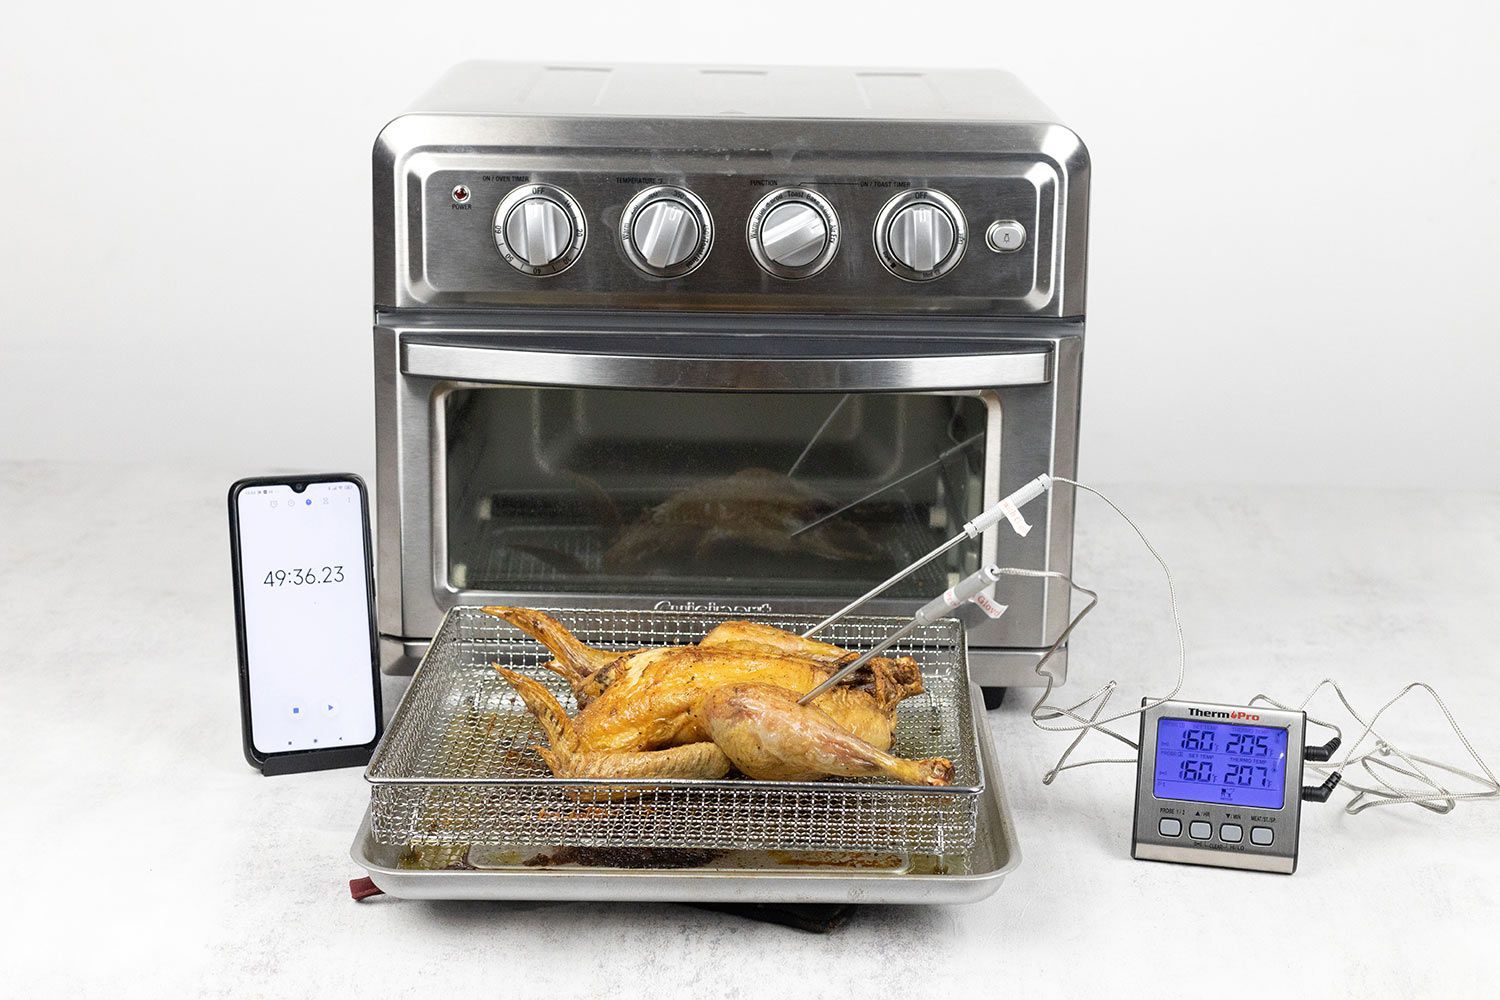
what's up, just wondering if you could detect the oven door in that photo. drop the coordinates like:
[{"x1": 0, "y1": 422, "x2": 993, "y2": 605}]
[{"x1": 376, "y1": 320, "x2": 1080, "y2": 683}]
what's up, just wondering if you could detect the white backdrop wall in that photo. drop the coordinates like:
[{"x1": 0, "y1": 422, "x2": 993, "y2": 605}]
[{"x1": 3, "y1": 1, "x2": 1496, "y2": 487}]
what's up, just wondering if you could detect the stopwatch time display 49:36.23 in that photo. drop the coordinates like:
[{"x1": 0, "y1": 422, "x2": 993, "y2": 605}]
[{"x1": 262, "y1": 566, "x2": 345, "y2": 587}]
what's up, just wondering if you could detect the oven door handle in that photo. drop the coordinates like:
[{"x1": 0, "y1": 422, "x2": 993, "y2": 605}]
[{"x1": 399, "y1": 340, "x2": 1053, "y2": 392}]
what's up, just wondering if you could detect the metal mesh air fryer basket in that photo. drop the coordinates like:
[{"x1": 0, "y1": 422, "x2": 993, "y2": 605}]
[{"x1": 366, "y1": 607, "x2": 984, "y2": 854}]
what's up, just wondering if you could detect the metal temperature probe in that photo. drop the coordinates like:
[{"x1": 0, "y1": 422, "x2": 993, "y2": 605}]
[
  {"x1": 800, "y1": 565, "x2": 1003, "y2": 705},
  {"x1": 802, "y1": 475, "x2": 1052, "y2": 639}
]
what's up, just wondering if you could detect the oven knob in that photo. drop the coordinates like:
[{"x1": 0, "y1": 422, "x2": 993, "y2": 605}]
[
  {"x1": 747, "y1": 187, "x2": 840, "y2": 279},
  {"x1": 492, "y1": 184, "x2": 586, "y2": 276},
  {"x1": 874, "y1": 189, "x2": 968, "y2": 281},
  {"x1": 505, "y1": 199, "x2": 569, "y2": 265},
  {"x1": 621, "y1": 185, "x2": 714, "y2": 278}
]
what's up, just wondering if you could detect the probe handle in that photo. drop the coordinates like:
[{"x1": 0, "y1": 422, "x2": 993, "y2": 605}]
[
  {"x1": 915, "y1": 565, "x2": 1003, "y2": 625},
  {"x1": 965, "y1": 475, "x2": 1053, "y2": 537},
  {"x1": 802, "y1": 473, "x2": 1050, "y2": 639}
]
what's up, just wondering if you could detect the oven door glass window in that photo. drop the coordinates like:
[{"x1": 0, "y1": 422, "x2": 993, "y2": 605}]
[{"x1": 441, "y1": 388, "x2": 994, "y2": 600}]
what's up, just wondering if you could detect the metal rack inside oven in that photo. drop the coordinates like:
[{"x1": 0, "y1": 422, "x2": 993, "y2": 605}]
[{"x1": 461, "y1": 503, "x2": 956, "y2": 598}]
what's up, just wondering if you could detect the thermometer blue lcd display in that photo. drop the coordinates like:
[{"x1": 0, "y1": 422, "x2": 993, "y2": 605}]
[{"x1": 1153, "y1": 718, "x2": 1288, "y2": 809}]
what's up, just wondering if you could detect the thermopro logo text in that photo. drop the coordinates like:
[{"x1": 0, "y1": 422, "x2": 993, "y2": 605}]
[{"x1": 1188, "y1": 706, "x2": 1261, "y2": 722}]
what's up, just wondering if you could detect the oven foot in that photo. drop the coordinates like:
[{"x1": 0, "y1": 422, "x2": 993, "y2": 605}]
[{"x1": 981, "y1": 686, "x2": 1008, "y2": 711}]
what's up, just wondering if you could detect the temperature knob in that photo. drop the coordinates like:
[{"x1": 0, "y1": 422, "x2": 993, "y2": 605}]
[
  {"x1": 873, "y1": 189, "x2": 968, "y2": 281},
  {"x1": 621, "y1": 185, "x2": 714, "y2": 278},
  {"x1": 747, "y1": 187, "x2": 840, "y2": 279},
  {"x1": 492, "y1": 183, "x2": 586, "y2": 276}
]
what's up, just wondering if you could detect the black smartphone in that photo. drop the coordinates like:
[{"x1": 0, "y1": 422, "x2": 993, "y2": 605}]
[{"x1": 227, "y1": 474, "x2": 382, "y2": 775}]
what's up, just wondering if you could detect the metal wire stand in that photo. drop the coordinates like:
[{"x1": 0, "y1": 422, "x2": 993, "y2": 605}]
[{"x1": 366, "y1": 607, "x2": 984, "y2": 854}]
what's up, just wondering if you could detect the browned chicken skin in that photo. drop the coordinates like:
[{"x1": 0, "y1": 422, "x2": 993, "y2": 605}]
[{"x1": 483, "y1": 606, "x2": 954, "y2": 786}]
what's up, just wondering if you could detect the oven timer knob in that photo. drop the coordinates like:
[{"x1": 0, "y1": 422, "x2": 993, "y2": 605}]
[
  {"x1": 492, "y1": 183, "x2": 587, "y2": 277},
  {"x1": 620, "y1": 185, "x2": 714, "y2": 278},
  {"x1": 747, "y1": 187, "x2": 840, "y2": 279},
  {"x1": 874, "y1": 189, "x2": 968, "y2": 281}
]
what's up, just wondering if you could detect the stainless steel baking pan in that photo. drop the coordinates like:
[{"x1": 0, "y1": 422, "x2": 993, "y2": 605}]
[
  {"x1": 365, "y1": 606, "x2": 984, "y2": 855},
  {"x1": 349, "y1": 684, "x2": 1018, "y2": 905}
]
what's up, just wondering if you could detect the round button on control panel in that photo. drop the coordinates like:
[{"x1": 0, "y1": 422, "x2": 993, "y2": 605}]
[
  {"x1": 492, "y1": 183, "x2": 587, "y2": 276},
  {"x1": 620, "y1": 185, "x2": 714, "y2": 278},
  {"x1": 873, "y1": 189, "x2": 968, "y2": 281},
  {"x1": 985, "y1": 219, "x2": 1028, "y2": 253},
  {"x1": 747, "y1": 187, "x2": 840, "y2": 279}
]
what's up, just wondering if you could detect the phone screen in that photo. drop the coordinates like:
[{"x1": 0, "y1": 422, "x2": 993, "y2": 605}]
[{"x1": 235, "y1": 480, "x2": 376, "y2": 755}]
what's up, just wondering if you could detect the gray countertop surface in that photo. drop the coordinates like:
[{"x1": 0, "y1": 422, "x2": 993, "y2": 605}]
[{"x1": 6, "y1": 461, "x2": 1497, "y2": 997}]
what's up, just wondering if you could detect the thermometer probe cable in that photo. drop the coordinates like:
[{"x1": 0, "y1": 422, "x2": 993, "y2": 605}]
[{"x1": 1009, "y1": 477, "x2": 1499, "y2": 817}]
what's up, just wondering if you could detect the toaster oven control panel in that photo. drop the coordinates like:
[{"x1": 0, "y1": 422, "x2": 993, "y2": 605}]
[
  {"x1": 400, "y1": 152, "x2": 1062, "y2": 312},
  {"x1": 1132, "y1": 700, "x2": 1307, "y2": 875}
]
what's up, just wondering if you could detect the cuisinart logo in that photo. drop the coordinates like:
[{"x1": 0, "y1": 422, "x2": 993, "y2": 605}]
[
  {"x1": 653, "y1": 599, "x2": 774, "y2": 614},
  {"x1": 1188, "y1": 706, "x2": 1262, "y2": 722}
]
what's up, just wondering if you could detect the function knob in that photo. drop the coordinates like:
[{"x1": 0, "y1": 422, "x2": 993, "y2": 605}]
[
  {"x1": 621, "y1": 185, "x2": 714, "y2": 278},
  {"x1": 873, "y1": 189, "x2": 968, "y2": 281},
  {"x1": 492, "y1": 183, "x2": 587, "y2": 276},
  {"x1": 747, "y1": 187, "x2": 841, "y2": 279}
]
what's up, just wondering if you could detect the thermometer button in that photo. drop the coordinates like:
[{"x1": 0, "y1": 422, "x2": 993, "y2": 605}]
[
  {"x1": 1157, "y1": 817, "x2": 1182, "y2": 837},
  {"x1": 1188, "y1": 821, "x2": 1212, "y2": 840},
  {"x1": 1219, "y1": 823, "x2": 1244, "y2": 844},
  {"x1": 1250, "y1": 826, "x2": 1275, "y2": 846}
]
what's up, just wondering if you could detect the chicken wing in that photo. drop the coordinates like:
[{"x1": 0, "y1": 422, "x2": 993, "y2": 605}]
[{"x1": 497, "y1": 667, "x2": 732, "y2": 780}]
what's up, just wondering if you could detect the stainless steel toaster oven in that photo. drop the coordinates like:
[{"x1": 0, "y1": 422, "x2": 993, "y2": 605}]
[{"x1": 373, "y1": 62, "x2": 1088, "y2": 696}]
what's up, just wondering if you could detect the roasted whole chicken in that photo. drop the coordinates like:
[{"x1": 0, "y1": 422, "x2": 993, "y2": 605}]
[{"x1": 482, "y1": 606, "x2": 954, "y2": 786}]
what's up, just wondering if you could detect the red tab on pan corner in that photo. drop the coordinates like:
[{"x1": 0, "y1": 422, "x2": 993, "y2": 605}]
[{"x1": 349, "y1": 876, "x2": 385, "y2": 901}]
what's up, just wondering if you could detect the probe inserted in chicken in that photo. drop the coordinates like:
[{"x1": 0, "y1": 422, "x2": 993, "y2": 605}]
[{"x1": 482, "y1": 606, "x2": 954, "y2": 786}]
